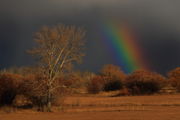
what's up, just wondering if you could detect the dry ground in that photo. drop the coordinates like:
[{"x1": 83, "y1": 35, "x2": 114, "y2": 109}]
[{"x1": 1, "y1": 94, "x2": 180, "y2": 120}]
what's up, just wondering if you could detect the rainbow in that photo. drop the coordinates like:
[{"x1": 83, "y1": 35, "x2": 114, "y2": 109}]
[{"x1": 98, "y1": 21, "x2": 148, "y2": 73}]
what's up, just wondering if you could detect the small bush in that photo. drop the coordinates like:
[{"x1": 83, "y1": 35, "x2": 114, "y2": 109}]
[
  {"x1": 63, "y1": 72, "x2": 83, "y2": 88},
  {"x1": 0, "y1": 73, "x2": 23, "y2": 106},
  {"x1": 19, "y1": 74, "x2": 48, "y2": 111},
  {"x1": 100, "y1": 64, "x2": 126, "y2": 92},
  {"x1": 20, "y1": 74, "x2": 68, "y2": 111},
  {"x1": 104, "y1": 77, "x2": 123, "y2": 91},
  {"x1": 125, "y1": 70, "x2": 165, "y2": 95},
  {"x1": 87, "y1": 75, "x2": 105, "y2": 94},
  {"x1": 168, "y1": 67, "x2": 180, "y2": 92},
  {"x1": 100, "y1": 64, "x2": 126, "y2": 81}
]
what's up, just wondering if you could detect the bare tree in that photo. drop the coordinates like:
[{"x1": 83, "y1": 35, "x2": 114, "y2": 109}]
[{"x1": 28, "y1": 24, "x2": 85, "y2": 111}]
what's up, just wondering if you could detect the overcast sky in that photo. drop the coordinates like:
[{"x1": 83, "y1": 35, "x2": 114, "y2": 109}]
[{"x1": 0, "y1": 0, "x2": 180, "y2": 74}]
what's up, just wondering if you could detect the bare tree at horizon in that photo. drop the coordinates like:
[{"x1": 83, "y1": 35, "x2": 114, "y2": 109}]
[{"x1": 28, "y1": 24, "x2": 86, "y2": 111}]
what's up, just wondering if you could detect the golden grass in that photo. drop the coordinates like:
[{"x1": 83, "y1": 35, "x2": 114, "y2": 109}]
[
  {"x1": 57, "y1": 93, "x2": 180, "y2": 113},
  {"x1": 1, "y1": 94, "x2": 180, "y2": 120}
]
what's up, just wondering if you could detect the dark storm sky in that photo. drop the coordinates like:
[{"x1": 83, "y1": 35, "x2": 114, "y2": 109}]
[{"x1": 0, "y1": 0, "x2": 180, "y2": 74}]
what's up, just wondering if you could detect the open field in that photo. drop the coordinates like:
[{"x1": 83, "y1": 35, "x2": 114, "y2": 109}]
[{"x1": 1, "y1": 94, "x2": 180, "y2": 120}]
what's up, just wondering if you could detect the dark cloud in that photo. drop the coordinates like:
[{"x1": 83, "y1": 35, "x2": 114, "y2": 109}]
[{"x1": 0, "y1": 0, "x2": 180, "y2": 74}]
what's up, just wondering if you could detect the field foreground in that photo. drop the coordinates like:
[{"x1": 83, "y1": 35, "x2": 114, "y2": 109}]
[{"x1": 1, "y1": 94, "x2": 180, "y2": 120}]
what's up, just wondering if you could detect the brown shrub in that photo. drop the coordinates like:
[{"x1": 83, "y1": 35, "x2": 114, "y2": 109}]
[
  {"x1": 100, "y1": 64, "x2": 126, "y2": 81},
  {"x1": 125, "y1": 70, "x2": 166, "y2": 95},
  {"x1": 0, "y1": 73, "x2": 23, "y2": 106},
  {"x1": 19, "y1": 74, "x2": 49, "y2": 111},
  {"x1": 103, "y1": 76, "x2": 123, "y2": 91},
  {"x1": 20, "y1": 74, "x2": 68, "y2": 111},
  {"x1": 168, "y1": 67, "x2": 180, "y2": 92},
  {"x1": 100, "y1": 64, "x2": 126, "y2": 91},
  {"x1": 64, "y1": 72, "x2": 84, "y2": 88},
  {"x1": 87, "y1": 75, "x2": 105, "y2": 94}
]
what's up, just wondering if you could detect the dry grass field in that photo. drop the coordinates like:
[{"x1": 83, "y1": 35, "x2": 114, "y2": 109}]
[{"x1": 1, "y1": 94, "x2": 180, "y2": 120}]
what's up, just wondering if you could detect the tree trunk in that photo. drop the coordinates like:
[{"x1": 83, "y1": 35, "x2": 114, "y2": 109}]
[
  {"x1": 47, "y1": 100, "x2": 51, "y2": 112},
  {"x1": 47, "y1": 90, "x2": 52, "y2": 112}
]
